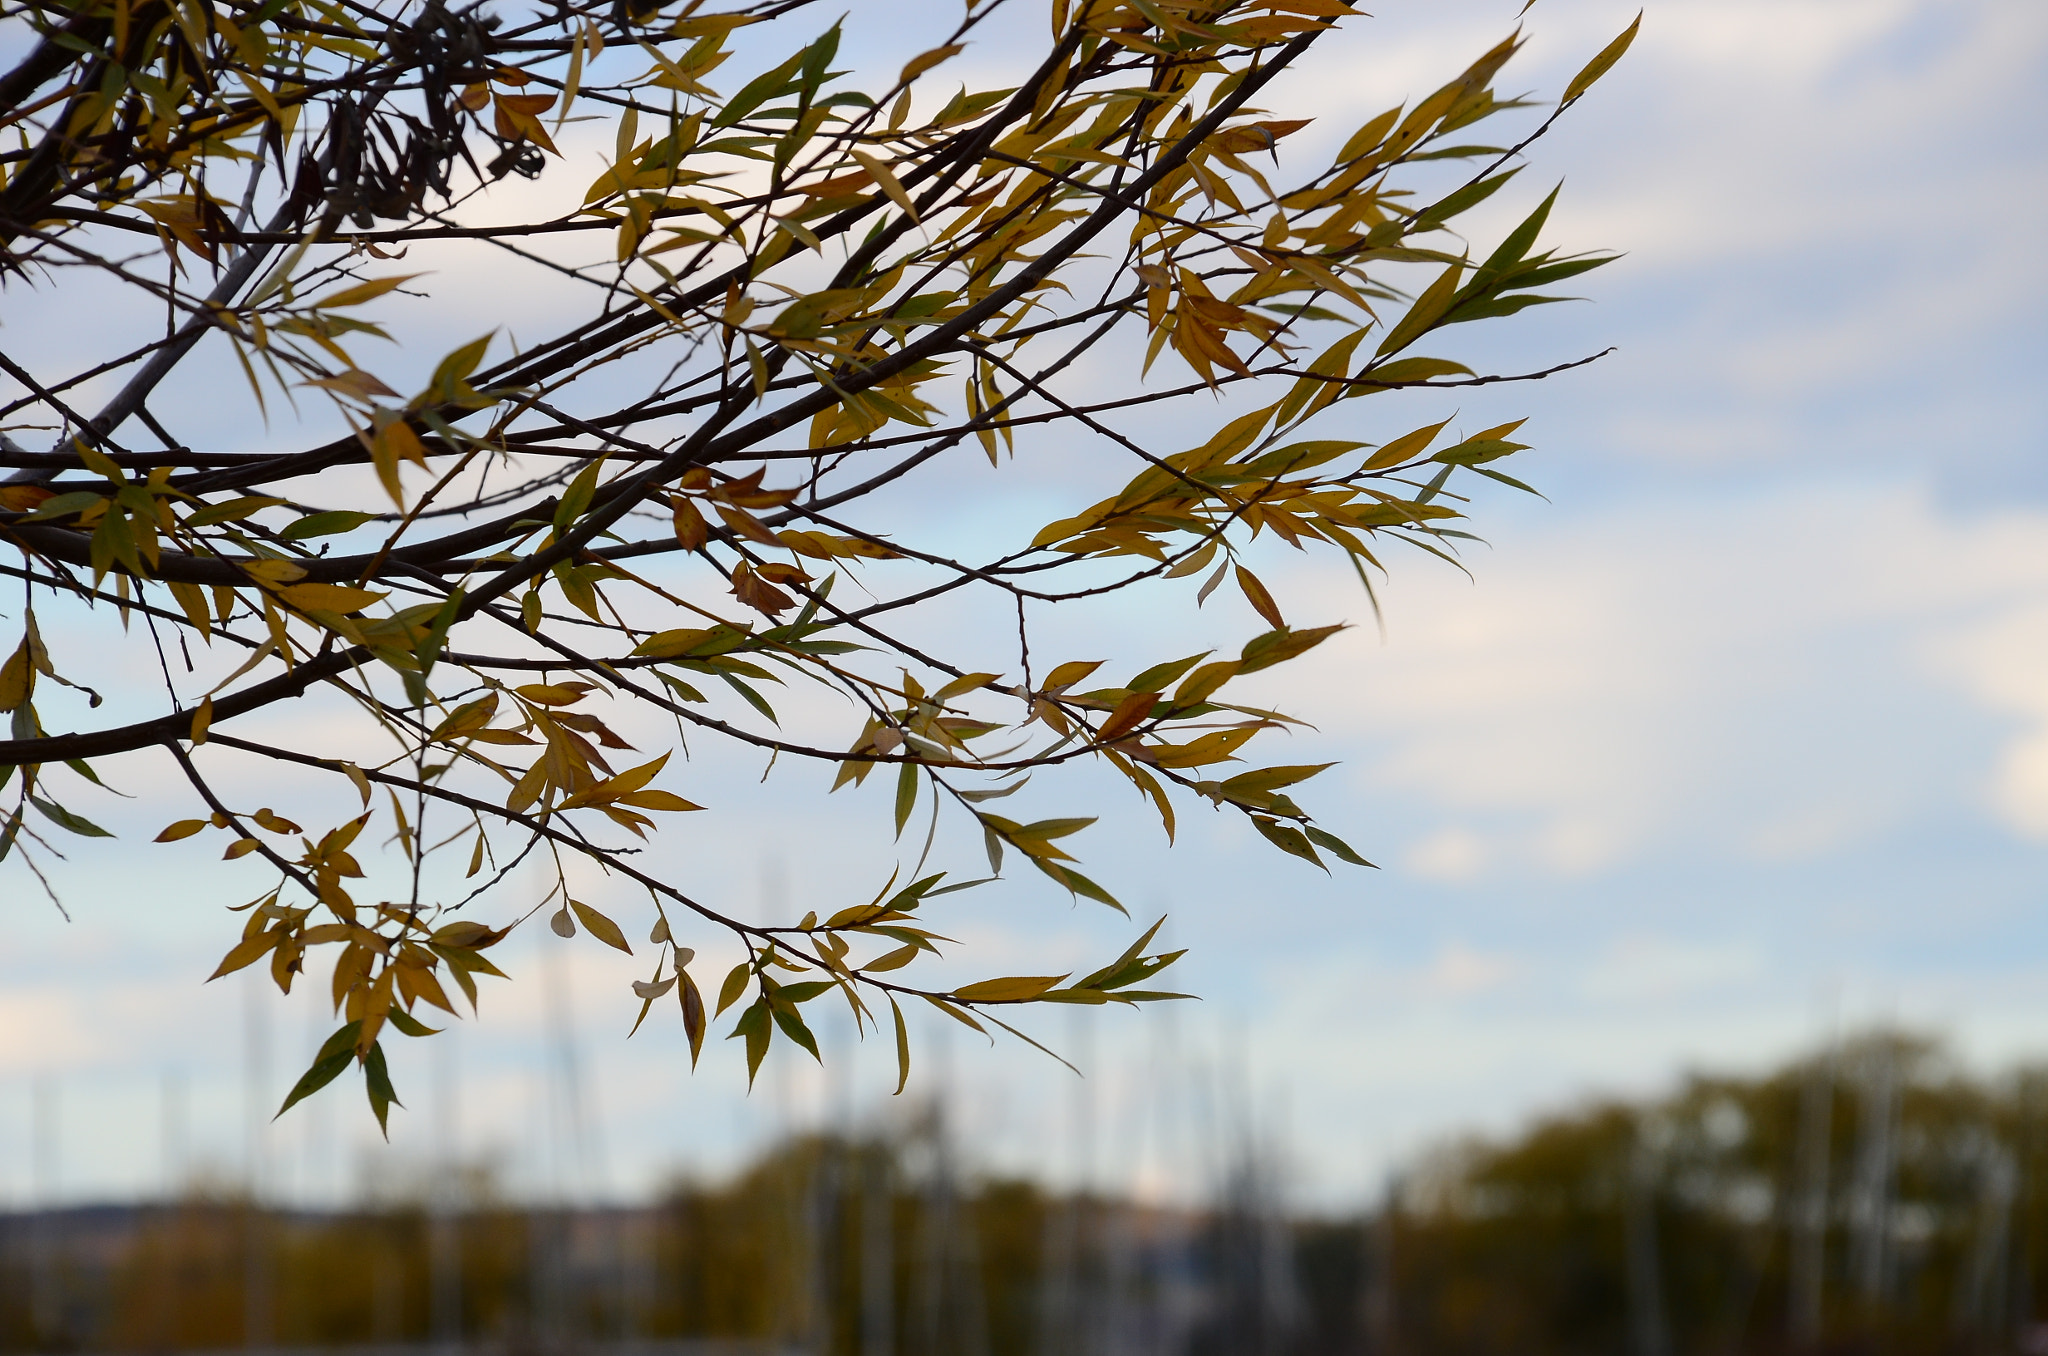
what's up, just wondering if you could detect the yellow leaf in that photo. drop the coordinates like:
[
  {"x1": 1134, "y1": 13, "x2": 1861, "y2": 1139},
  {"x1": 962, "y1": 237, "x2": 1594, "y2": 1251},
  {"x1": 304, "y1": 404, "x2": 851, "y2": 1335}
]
[
  {"x1": 900, "y1": 43, "x2": 963, "y2": 83},
  {"x1": 848, "y1": 148, "x2": 917, "y2": 221},
  {"x1": 336, "y1": 760, "x2": 371, "y2": 806},
  {"x1": 275, "y1": 583, "x2": 387, "y2": 614},
  {"x1": 304, "y1": 370, "x2": 400, "y2": 401},
  {"x1": 516, "y1": 682, "x2": 595, "y2": 706},
  {"x1": 190, "y1": 695, "x2": 214, "y2": 745},
  {"x1": 953, "y1": 974, "x2": 1067, "y2": 1003},
  {"x1": 223, "y1": 836, "x2": 262, "y2": 859},
  {"x1": 1148, "y1": 727, "x2": 1258, "y2": 768},
  {"x1": 616, "y1": 789, "x2": 703, "y2": 812},
  {"x1": 252, "y1": 807, "x2": 303, "y2": 834},
  {"x1": 208, "y1": 930, "x2": 280, "y2": 980},
  {"x1": 570, "y1": 899, "x2": 633, "y2": 954},
  {"x1": 241, "y1": 559, "x2": 308, "y2": 585},
  {"x1": 0, "y1": 640, "x2": 29, "y2": 712},
  {"x1": 671, "y1": 495, "x2": 709, "y2": 550},
  {"x1": 1363, "y1": 417, "x2": 1453, "y2": 471},
  {"x1": 1041, "y1": 660, "x2": 1103, "y2": 693},
  {"x1": 1563, "y1": 11, "x2": 1642, "y2": 103},
  {"x1": 155, "y1": 819, "x2": 207, "y2": 842},
  {"x1": 1235, "y1": 566, "x2": 1286, "y2": 630}
]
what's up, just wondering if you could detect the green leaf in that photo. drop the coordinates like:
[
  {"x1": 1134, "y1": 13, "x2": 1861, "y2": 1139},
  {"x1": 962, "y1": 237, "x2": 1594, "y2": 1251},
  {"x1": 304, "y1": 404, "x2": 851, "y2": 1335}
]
[
  {"x1": 1076, "y1": 917, "x2": 1167, "y2": 990},
  {"x1": 281, "y1": 510, "x2": 378, "y2": 541},
  {"x1": 1304, "y1": 825, "x2": 1376, "y2": 867},
  {"x1": 893, "y1": 759, "x2": 918, "y2": 837},
  {"x1": 921, "y1": 994, "x2": 987, "y2": 1035},
  {"x1": 29, "y1": 796, "x2": 113, "y2": 838},
  {"x1": 1414, "y1": 167, "x2": 1520, "y2": 230},
  {"x1": 276, "y1": 1022, "x2": 361, "y2": 1118},
  {"x1": 554, "y1": 457, "x2": 606, "y2": 534},
  {"x1": 1127, "y1": 653, "x2": 1210, "y2": 694},
  {"x1": 713, "y1": 48, "x2": 807, "y2": 128},
  {"x1": 1477, "y1": 184, "x2": 1560, "y2": 278},
  {"x1": 1376, "y1": 263, "x2": 1464, "y2": 357},
  {"x1": 186, "y1": 495, "x2": 287, "y2": 527},
  {"x1": 386, "y1": 1008, "x2": 441, "y2": 1037},
  {"x1": 891, "y1": 996, "x2": 910, "y2": 1095},
  {"x1": 1238, "y1": 624, "x2": 1345, "y2": 674},
  {"x1": 1221, "y1": 764, "x2": 1335, "y2": 795},
  {"x1": 429, "y1": 335, "x2": 492, "y2": 402},
  {"x1": 731, "y1": 999, "x2": 773, "y2": 1086},
  {"x1": 1031, "y1": 858, "x2": 1124, "y2": 913},
  {"x1": 717, "y1": 961, "x2": 752, "y2": 1016},
  {"x1": 769, "y1": 999, "x2": 822, "y2": 1062},
  {"x1": 1354, "y1": 357, "x2": 1474, "y2": 391},
  {"x1": 1251, "y1": 815, "x2": 1326, "y2": 870},
  {"x1": 720, "y1": 673, "x2": 780, "y2": 724},
  {"x1": 363, "y1": 1040, "x2": 401, "y2": 1138}
]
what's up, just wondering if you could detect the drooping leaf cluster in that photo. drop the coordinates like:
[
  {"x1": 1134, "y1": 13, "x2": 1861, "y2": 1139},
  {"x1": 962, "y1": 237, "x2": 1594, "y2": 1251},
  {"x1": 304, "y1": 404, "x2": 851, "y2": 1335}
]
[{"x1": 0, "y1": 0, "x2": 1634, "y2": 1122}]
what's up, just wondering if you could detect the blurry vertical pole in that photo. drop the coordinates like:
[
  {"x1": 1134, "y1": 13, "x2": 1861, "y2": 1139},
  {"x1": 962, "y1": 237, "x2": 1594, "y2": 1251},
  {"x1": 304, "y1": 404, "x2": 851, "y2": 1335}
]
[
  {"x1": 917, "y1": 1021, "x2": 956, "y2": 1356},
  {"x1": 1849, "y1": 1042, "x2": 1899, "y2": 1307},
  {"x1": 1036, "y1": 1010, "x2": 1088, "y2": 1356},
  {"x1": 1956, "y1": 1137, "x2": 2017, "y2": 1337},
  {"x1": 1364, "y1": 1174, "x2": 1401, "y2": 1356},
  {"x1": 1148, "y1": 1010, "x2": 1200, "y2": 1356},
  {"x1": 1788, "y1": 1046, "x2": 1834, "y2": 1347},
  {"x1": 862, "y1": 1135, "x2": 896, "y2": 1356},
  {"x1": 301, "y1": 1005, "x2": 332, "y2": 1206},
  {"x1": 804, "y1": 1019, "x2": 852, "y2": 1356},
  {"x1": 1096, "y1": 1049, "x2": 1142, "y2": 1356},
  {"x1": 952, "y1": 1169, "x2": 994, "y2": 1356},
  {"x1": 30, "y1": 1071, "x2": 59, "y2": 1346},
  {"x1": 154, "y1": 1070, "x2": 189, "y2": 1348},
  {"x1": 1624, "y1": 1117, "x2": 1671, "y2": 1356},
  {"x1": 1258, "y1": 1081, "x2": 1304, "y2": 1356},
  {"x1": 162, "y1": 1069, "x2": 188, "y2": 1200},
  {"x1": 525, "y1": 1065, "x2": 556, "y2": 1353},
  {"x1": 430, "y1": 1029, "x2": 464, "y2": 1355},
  {"x1": 1074, "y1": 1011, "x2": 1098, "y2": 1356},
  {"x1": 543, "y1": 938, "x2": 596, "y2": 1350},
  {"x1": 243, "y1": 973, "x2": 273, "y2": 1349},
  {"x1": 2014, "y1": 1078, "x2": 2040, "y2": 1346}
]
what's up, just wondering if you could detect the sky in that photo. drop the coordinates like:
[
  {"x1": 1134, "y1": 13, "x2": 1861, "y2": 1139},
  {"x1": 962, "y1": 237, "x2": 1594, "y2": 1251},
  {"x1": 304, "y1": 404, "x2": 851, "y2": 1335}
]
[{"x1": 1, "y1": 0, "x2": 2046, "y2": 1213}]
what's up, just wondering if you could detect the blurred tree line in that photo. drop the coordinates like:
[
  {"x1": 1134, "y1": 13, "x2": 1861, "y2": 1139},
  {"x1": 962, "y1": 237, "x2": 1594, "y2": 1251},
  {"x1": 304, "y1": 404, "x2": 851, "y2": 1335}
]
[{"x1": 6, "y1": 1033, "x2": 2048, "y2": 1356}]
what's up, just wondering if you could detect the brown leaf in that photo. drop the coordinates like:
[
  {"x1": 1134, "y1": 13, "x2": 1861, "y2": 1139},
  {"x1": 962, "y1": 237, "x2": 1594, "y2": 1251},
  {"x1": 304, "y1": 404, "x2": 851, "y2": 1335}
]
[
  {"x1": 730, "y1": 562, "x2": 794, "y2": 616},
  {"x1": 1095, "y1": 689, "x2": 1160, "y2": 743}
]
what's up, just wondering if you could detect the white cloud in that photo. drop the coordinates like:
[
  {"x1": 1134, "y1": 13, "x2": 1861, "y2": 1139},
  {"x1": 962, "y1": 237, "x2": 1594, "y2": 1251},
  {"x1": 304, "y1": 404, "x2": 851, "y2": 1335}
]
[
  {"x1": 1258, "y1": 480, "x2": 2048, "y2": 877},
  {"x1": 1422, "y1": 941, "x2": 1520, "y2": 997},
  {"x1": 1406, "y1": 826, "x2": 1489, "y2": 882},
  {"x1": 1931, "y1": 604, "x2": 2048, "y2": 837}
]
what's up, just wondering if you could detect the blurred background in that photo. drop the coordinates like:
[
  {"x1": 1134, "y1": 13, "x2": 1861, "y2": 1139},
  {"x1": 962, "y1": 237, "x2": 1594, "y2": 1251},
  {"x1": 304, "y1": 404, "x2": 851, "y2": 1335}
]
[{"x1": 3, "y1": 0, "x2": 2047, "y2": 1350}]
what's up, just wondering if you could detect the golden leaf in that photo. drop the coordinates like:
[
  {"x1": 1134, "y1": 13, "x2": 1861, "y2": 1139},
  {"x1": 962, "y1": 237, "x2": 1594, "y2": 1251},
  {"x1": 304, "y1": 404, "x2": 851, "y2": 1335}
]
[
  {"x1": 570, "y1": 900, "x2": 633, "y2": 954},
  {"x1": 275, "y1": 583, "x2": 387, "y2": 614}
]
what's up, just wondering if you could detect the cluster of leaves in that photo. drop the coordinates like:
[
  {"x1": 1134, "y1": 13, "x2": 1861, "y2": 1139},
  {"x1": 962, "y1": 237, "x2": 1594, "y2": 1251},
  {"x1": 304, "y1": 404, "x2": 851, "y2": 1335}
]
[{"x1": 0, "y1": 0, "x2": 1635, "y2": 1124}]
